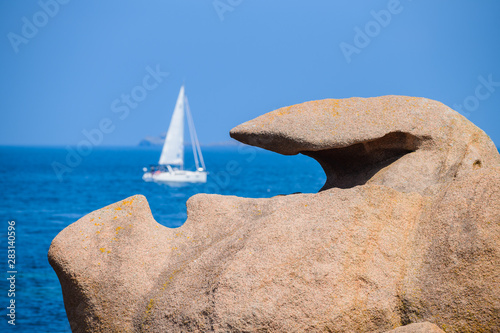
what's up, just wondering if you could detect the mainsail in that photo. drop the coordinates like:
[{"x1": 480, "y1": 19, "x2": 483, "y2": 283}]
[{"x1": 159, "y1": 85, "x2": 185, "y2": 166}]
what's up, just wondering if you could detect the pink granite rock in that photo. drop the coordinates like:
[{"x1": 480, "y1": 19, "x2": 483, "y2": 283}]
[
  {"x1": 384, "y1": 322, "x2": 445, "y2": 332},
  {"x1": 49, "y1": 96, "x2": 500, "y2": 332},
  {"x1": 230, "y1": 96, "x2": 500, "y2": 194}
]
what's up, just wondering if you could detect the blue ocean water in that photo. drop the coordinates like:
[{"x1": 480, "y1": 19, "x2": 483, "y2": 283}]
[{"x1": 0, "y1": 145, "x2": 325, "y2": 332}]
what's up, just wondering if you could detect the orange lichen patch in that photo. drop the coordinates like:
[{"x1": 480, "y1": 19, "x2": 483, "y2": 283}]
[
  {"x1": 100, "y1": 248, "x2": 106, "y2": 253},
  {"x1": 145, "y1": 299, "x2": 155, "y2": 315},
  {"x1": 129, "y1": 213, "x2": 132, "y2": 216},
  {"x1": 107, "y1": 250, "x2": 111, "y2": 253},
  {"x1": 90, "y1": 218, "x2": 95, "y2": 222},
  {"x1": 96, "y1": 231, "x2": 100, "y2": 234},
  {"x1": 161, "y1": 275, "x2": 176, "y2": 290},
  {"x1": 115, "y1": 207, "x2": 122, "y2": 211},
  {"x1": 329, "y1": 108, "x2": 340, "y2": 117},
  {"x1": 113, "y1": 216, "x2": 118, "y2": 219},
  {"x1": 122, "y1": 198, "x2": 135, "y2": 206}
]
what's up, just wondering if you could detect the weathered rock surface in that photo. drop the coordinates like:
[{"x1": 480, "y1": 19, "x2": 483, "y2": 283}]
[
  {"x1": 230, "y1": 96, "x2": 499, "y2": 194},
  {"x1": 49, "y1": 96, "x2": 500, "y2": 332},
  {"x1": 384, "y1": 322, "x2": 445, "y2": 332}
]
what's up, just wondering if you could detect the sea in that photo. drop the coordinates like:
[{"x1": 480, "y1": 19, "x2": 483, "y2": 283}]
[{"x1": 0, "y1": 145, "x2": 325, "y2": 332}]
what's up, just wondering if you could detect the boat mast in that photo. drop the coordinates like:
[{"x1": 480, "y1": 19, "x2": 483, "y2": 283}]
[
  {"x1": 184, "y1": 95, "x2": 206, "y2": 171},
  {"x1": 185, "y1": 95, "x2": 200, "y2": 170}
]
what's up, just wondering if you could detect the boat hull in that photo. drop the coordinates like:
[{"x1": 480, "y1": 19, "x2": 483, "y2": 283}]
[{"x1": 143, "y1": 170, "x2": 207, "y2": 184}]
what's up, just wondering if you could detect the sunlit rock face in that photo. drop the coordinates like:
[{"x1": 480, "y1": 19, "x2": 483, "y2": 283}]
[
  {"x1": 384, "y1": 322, "x2": 446, "y2": 333},
  {"x1": 49, "y1": 96, "x2": 500, "y2": 333},
  {"x1": 230, "y1": 96, "x2": 499, "y2": 194}
]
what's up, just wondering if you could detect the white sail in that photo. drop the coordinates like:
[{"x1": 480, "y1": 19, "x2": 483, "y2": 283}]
[{"x1": 159, "y1": 85, "x2": 185, "y2": 166}]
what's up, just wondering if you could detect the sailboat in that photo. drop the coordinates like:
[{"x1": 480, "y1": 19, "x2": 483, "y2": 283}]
[{"x1": 142, "y1": 85, "x2": 207, "y2": 184}]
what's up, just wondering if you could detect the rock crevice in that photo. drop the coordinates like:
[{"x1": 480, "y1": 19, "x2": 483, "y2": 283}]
[{"x1": 301, "y1": 131, "x2": 429, "y2": 190}]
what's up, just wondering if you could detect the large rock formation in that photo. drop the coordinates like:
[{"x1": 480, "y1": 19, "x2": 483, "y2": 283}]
[
  {"x1": 230, "y1": 96, "x2": 498, "y2": 194},
  {"x1": 49, "y1": 96, "x2": 500, "y2": 332}
]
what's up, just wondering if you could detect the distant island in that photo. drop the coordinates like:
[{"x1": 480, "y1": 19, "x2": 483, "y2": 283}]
[
  {"x1": 138, "y1": 133, "x2": 238, "y2": 147},
  {"x1": 138, "y1": 133, "x2": 166, "y2": 147}
]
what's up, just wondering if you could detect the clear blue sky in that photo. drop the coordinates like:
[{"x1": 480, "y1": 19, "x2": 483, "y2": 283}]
[{"x1": 1, "y1": 0, "x2": 499, "y2": 147}]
